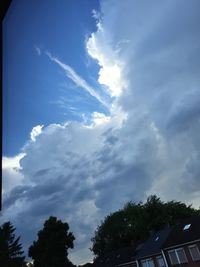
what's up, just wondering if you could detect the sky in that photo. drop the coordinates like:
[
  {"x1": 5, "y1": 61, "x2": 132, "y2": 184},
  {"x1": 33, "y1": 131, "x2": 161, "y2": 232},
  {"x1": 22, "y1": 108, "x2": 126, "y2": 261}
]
[{"x1": 2, "y1": 0, "x2": 200, "y2": 265}]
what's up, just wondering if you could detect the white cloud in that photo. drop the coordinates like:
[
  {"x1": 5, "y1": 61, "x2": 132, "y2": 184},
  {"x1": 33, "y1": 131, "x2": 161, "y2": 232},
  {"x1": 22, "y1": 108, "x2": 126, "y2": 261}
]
[
  {"x1": 30, "y1": 125, "x2": 44, "y2": 142},
  {"x1": 3, "y1": 153, "x2": 25, "y2": 169},
  {"x1": 2, "y1": 153, "x2": 25, "y2": 194},
  {"x1": 91, "y1": 9, "x2": 100, "y2": 21},
  {"x1": 86, "y1": 22, "x2": 127, "y2": 97},
  {"x1": 87, "y1": 112, "x2": 110, "y2": 128}
]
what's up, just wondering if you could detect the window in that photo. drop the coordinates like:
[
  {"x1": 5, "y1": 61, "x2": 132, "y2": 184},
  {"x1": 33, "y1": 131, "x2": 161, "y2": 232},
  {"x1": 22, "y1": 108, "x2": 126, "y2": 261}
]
[
  {"x1": 141, "y1": 258, "x2": 155, "y2": 267},
  {"x1": 168, "y1": 248, "x2": 188, "y2": 265},
  {"x1": 156, "y1": 256, "x2": 166, "y2": 267},
  {"x1": 183, "y1": 224, "x2": 191, "y2": 230},
  {"x1": 189, "y1": 245, "x2": 200, "y2": 261},
  {"x1": 176, "y1": 248, "x2": 188, "y2": 263},
  {"x1": 168, "y1": 251, "x2": 179, "y2": 265}
]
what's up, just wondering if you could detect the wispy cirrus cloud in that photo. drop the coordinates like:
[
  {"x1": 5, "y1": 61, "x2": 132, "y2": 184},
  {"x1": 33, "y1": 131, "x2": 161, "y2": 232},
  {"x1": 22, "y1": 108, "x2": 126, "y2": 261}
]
[
  {"x1": 45, "y1": 51, "x2": 108, "y2": 108},
  {"x1": 34, "y1": 45, "x2": 41, "y2": 56}
]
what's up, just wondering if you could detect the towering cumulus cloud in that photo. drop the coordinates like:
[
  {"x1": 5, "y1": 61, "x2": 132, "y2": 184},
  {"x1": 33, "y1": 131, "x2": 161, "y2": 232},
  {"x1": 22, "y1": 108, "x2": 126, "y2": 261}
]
[{"x1": 2, "y1": 0, "x2": 200, "y2": 264}]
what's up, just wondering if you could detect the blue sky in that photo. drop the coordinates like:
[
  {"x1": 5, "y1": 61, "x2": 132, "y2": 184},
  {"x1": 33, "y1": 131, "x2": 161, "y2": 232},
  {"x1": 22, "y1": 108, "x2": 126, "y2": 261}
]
[
  {"x1": 2, "y1": 0, "x2": 200, "y2": 265},
  {"x1": 3, "y1": 0, "x2": 104, "y2": 156}
]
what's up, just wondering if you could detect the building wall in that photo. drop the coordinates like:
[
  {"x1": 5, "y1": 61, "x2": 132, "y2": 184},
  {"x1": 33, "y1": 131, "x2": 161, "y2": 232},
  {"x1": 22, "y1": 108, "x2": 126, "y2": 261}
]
[
  {"x1": 116, "y1": 262, "x2": 137, "y2": 267},
  {"x1": 164, "y1": 241, "x2": 200, "y2": 267}
]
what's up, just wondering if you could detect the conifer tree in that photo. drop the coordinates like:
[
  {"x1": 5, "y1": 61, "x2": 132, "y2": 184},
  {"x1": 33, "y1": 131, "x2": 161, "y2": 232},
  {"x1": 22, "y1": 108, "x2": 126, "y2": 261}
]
[{"x1": 0, "y1": 221, "x2": 25, "y2": 267}]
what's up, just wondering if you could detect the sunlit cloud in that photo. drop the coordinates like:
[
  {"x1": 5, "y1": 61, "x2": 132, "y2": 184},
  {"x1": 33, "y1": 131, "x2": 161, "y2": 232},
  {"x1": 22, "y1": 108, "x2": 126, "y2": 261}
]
[
  {"x1": 3, "y1": 153, "x2": 25, "y2": 170},
  {"x1": 2, "y1": 153, "x2": 25, "y2": 194},
  {"x1": 86, "y1": 112, "x2": 111, "y2": 128},
  {"x1": 30, "y1": 125, "x2": 44, "y2": 142},
  {"x1": 86, "y1": 23, "x2": 127, "y2": 97}
]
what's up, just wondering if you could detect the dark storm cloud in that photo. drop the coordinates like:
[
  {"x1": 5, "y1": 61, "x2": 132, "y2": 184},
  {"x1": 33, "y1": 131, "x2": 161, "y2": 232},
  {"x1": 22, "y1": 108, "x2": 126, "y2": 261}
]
[{"x1": 166, "y1": 92, "x2": 200, "y2": 134}]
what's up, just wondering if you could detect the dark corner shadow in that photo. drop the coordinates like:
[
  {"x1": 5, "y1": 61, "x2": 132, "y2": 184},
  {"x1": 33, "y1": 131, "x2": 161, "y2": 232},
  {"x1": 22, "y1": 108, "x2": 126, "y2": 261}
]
[{"x1": 0, "y1": 0, "x2": 13, "y2": 211}]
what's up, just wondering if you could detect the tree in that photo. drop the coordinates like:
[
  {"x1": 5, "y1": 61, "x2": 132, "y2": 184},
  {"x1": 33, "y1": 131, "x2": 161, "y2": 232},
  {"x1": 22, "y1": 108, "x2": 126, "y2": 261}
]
[
  {"x1": 91, "y1": 195, "x2": 200, "y2": 257},
  {"x1": 0, "y1": 221, "x2": 25, "y2": 267},
  {"x1": 28, "y1": 216, "x2": 75, "y2": 267}
]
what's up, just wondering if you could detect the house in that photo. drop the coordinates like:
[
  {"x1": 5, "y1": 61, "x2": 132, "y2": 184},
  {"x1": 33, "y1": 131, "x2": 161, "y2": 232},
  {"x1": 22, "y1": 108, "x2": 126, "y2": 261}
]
[
  {"x1": 115, "y1": 241, "x2": 144, "y2": 267},
  {"x1": 92, "y1": 216, "x2": 200, "y2": 267},
  {"x1": 135, "y1": 226, "x2": 172, "y2": 267},
  {"x1": 162, "y1": 216, "x2": 200, "y2": 267},
  {"x1": 134, "y1": 216, "x2": 200, "y2": 267},
  {"x1": 93, "y1": 241, "x2": 142, "y2": 267}
]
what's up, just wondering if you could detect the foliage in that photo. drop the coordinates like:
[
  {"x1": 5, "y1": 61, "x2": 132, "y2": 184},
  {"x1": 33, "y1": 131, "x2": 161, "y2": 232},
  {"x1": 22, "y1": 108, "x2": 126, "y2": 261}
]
[
  {"x1": 91, "y1": 195, "x2": 200, "y2": 256},
  {"x1": 28, "y1": 216, "x2": 75, "y2": 267},
  {"x1": 0, "y1": 221, "x2": 25, "y2": 267}
]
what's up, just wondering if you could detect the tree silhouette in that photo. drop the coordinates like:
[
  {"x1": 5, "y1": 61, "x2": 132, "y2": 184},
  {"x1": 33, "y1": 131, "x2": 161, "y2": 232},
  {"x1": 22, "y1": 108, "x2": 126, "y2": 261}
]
[
  {"x1": 0, "y1": 221, "x2": 25, "y2": 267},
  {"x1": 28, "y1": 216, "x2": 75, "y2": 267}
]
